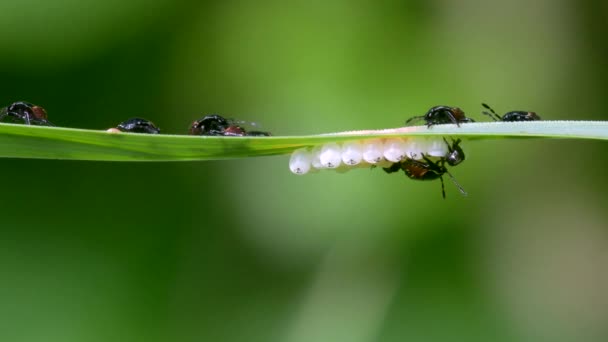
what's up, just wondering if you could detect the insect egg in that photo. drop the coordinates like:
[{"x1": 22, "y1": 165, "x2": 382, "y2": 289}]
[
  {"x1": 289, "y1": 148, "x2": 312, "y2": 175},
  {"x1": 383, "y1": 138, "x2": 407, "y2": 162},
  {"x1": 341, "y1": 141, "x2": 363, "y2": 165},
  {"x1": 362, "y1": 139, "x2": 384, "y2": 164},
  {"x1": 426, "y1": 138, "x2": 449, "y2": 157},
  {"x1": 319, "y1": 143, "x2": 342, "y2": 168},
  {"x1": 310, "y1": 145, "x2": 324, "y2": 169},
  {"x1": 334, "y1": 164, "x2": 352, "y2": 173},
  {"x1": 403, "y1": 139, "x2": 427, "y2": 160}
]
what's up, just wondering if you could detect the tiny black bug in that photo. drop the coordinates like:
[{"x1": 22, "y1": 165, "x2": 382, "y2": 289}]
[
  {"x1": 189, "y1": 114, "x2": 230, "y2": 136},
  {"x1": 406, "y1": 105, "x2": 475, "y2": 128},
  {"x1": 115, "y1": 118, "x2": 160, "y2": 134},
  {"x1": 382, "y1": 138, "x2": 467, "y2": 199},
  {"x1": 0, "y1": 101, "x2": 54, "y2": 126},
  {"x1": 481, "y1": 103, "x2": 541, "y2": 122},
  {"x1": 189, "y1": 114, "x2": 271, "y2": 136}
]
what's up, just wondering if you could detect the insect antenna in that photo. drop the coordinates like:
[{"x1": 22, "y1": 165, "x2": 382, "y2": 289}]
[
  {"x1": 405, "y1": 116, "x2": 424, "y2": 125},
  {"x1": 481, "y1": 103, "x2": 501, "y2": 121},
  {"x1": 439, "y1": 175, "x2": 446, "y2": 199},
  {"x1": 229, "y1": 118, "x2": 265, "y2": 129},
  {"x1": 444, "y1": 169, "x2": 468, "y2": 197}
]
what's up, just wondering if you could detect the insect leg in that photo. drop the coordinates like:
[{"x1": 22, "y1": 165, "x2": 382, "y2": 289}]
[
  {"x1": 421, "y1": 153, "x2": 439, "y2": 167},
  {"x1": 445, "y1": 111, "x2": 460, "y2": 127},
  {"x1": 439, "y1": 175, "x2": 446, "y2": 199},
  {"x1": 445, "y1": 169, "x2": 468, "y2": 197}
]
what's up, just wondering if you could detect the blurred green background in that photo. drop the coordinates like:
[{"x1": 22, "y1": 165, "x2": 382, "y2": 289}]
[{"x1": 1, "y1": 0, "x2": 607, "y2": 341}]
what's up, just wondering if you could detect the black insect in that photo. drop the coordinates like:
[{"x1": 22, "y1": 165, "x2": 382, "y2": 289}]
[
  {"x1": 189, "y1": 114, "x2": 271, "y2": 136},
  {"x1": 115, "y1": 118, "x2": 160, "y2": 134},
  {"x1": 0, "y1": 101, "x2": 54, "y2": 126},
  {"x1": 482, "y1": 103, "x2": 541, "y2": 122},
  {"x1": 406, "y1": 105, "x2": 474, "y2": 128},
  {"x1": 400, "y1": 155, "x2": 467, "y2": 199},
  {"x1": 189, "y1": 114, "x2": 230, "y2": 135},
  {"x1": 383, "y1": 138, "x2": 467, "y2": 199}
]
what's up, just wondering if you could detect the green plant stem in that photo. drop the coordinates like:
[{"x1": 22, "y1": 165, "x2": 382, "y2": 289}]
[{"x1": 0, "y1": 121, "x2": 606, "y2": 161}]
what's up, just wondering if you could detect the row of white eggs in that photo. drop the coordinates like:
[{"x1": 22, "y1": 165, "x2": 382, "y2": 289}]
[{"x1": 289, "y1": 138, "x2": 450, "y2": 175}]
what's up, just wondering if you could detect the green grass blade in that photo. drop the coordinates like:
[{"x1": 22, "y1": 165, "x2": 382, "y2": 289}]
[{"x1": 0, "y1": 121, "x2": 606, "y2": 161}]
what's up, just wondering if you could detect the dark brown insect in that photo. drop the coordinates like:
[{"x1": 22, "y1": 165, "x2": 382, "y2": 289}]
[
  {"x1": 114, "y1": 118, "x2": 160, "y2": 134},
  {"x1": 189, "y1": 114, "x2": 230, "y2": 135},
  {"x1": 482, "y1": 103, "x2": 541, "y2": 121},
  {"x1": 400, "y1": 154, "x2": 467, "y2": 199},
  {"x1": 406, "y1": 105, "x2": 474, "y2": 128},
  {"x1": 383, "y1": 138, "x2": 467, "y2": 199},
  {"x1": 0, "y1": 101, "x2": 54, "y2": 126},
  {"x1": 189, "y1": 114, "x2": 271, "y2": 136}
]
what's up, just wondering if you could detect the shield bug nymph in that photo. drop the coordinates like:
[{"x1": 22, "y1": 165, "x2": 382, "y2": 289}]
[
  {"x1": 0, "y1": 101, "x2": 54, "y2": 126},
  {"x1": 108, "y1": 118, "x2": 160, "y2": 134},
  {"x1": 406, "y1": 105, "x2": 475, "y2": 128},
  {"x1": 189, "y1": 114, "x2": 272, "y2": 136},
  {"x1": 383, "y1": 138, "x2": 467, "y2": 199},
  {"x1": 482, "y1": 103, "x2": 541, "y2": 122}
]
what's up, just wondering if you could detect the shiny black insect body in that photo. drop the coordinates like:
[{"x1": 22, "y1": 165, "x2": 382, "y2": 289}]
[
  {"x1": 406, "y1": 105, "x2": 474, "y2": 128},
  {"x1": 116, "y1": 118, "x2": 160, "y2": 134},
  {"x1": 189, "y1": 115, "x2": 230, "y2": 135},
  {"x1": 189, "y1": 114, "x2": 271, "y2": 136},
  {"x1": 482, "y1": 103, "x2": 541, "y2": 122},
  {"x1": 0, "y1": 101, "x2": 54, "y2": 126},
  {"x1": 383, "y1": 138, "x2": 467, "y2": 198}
]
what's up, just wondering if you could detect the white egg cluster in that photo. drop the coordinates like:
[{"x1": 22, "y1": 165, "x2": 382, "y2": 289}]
[{"x1": 289, "y1": 137, "x2": 450, "y2": 175}]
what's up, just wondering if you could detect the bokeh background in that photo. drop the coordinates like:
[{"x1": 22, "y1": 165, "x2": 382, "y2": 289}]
[{"x1": 1, "y1": 0, "x2": 607, "y2": 341}]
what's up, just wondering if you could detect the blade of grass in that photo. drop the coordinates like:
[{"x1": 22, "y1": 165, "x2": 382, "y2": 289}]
[{"x1": 0, "y1": 121, "x2": 606, "y2": 161}]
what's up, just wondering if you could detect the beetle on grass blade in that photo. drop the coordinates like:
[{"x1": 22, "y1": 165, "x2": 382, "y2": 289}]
[
  {"x1": 482, "y1": 103, "x2": 541, "y2": 122},
  {"x1": 0, "y1": 101, "x2": 54, "y2": 126},
  {"x1": 189, "y1": 114, "x2": 272, "y2": 136},
  {"x1": 109, "y1": 118, "x2": 161, "y2": 134},
  {"x1": 406, "y1": 105, "x2": 474, "y2": 128},
  {"x1": 189, "y1": 114, "x2": 230, "y2": 136}
]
